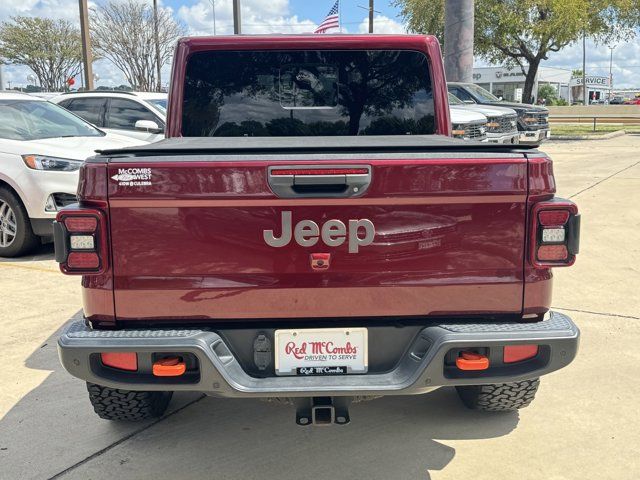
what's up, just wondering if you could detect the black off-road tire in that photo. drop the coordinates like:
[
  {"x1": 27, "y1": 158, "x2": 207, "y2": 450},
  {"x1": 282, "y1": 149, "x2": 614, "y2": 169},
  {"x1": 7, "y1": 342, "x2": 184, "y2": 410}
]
[
  {"x1": 86, "y1": 383, "x2": 173, "y2": 421},
  {"x1": 0, "y1": 187, "x2": 39, "y2": 258},
  {"x1": 455, "y1": 378, "x2": 540, "y2": 412}
]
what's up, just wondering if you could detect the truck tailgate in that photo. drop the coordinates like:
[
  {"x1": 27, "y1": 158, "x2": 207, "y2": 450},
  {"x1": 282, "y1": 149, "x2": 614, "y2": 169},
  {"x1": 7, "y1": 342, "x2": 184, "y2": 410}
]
[{"x1": 107, "y1": 153, "x2": 528, "y2": 322}]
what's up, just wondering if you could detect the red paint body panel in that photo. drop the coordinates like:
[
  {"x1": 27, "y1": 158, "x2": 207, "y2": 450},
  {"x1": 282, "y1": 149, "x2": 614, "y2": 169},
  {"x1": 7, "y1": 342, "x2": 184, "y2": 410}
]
[
  {"x1": 104, "y1": 157, "x2": 529, "y2": 322},
  {"x1": 68, "y1": 35, "x2": 575, "y2": 327},
  {"x1": 166, "y1": 35, "x2": 451, "y2": 138}
]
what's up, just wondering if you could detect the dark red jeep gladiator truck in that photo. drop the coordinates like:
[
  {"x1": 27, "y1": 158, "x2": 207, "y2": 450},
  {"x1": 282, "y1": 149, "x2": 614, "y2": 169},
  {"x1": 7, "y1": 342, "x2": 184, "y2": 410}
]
[{"x1": 54, "y1": 35, "x2": 580, "y2": 425}]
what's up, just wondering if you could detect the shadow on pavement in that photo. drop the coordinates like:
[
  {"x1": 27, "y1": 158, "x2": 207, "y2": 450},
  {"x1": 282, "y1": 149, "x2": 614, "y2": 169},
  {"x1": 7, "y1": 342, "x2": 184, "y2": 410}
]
[
  {"x1": 0, "y1": 317, "x2": 520, "y2": 480},
  {"x1": 0, "y1": 243, "x2": 55, "y2": 263}
]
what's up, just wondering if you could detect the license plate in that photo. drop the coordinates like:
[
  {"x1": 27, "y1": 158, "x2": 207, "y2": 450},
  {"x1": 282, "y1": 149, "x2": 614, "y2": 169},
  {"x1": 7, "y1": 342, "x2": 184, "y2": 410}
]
[
  {"x1": 545, "y1": 130, "x2": 551, "y2": 139},
  {"x1": 274, "y1": 328, "x2": 368, "y2": 376}
]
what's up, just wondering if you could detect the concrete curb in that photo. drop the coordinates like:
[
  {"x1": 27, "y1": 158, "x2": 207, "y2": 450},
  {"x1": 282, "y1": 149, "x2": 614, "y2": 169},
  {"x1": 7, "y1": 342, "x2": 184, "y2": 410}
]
[{"x1": 551, "y1": 130, "x2": 627, "y2": 141}]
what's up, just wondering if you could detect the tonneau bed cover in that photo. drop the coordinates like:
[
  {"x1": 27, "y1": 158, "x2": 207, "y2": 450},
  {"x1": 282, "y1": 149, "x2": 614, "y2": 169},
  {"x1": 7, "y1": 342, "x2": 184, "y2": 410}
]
[{"x1": 97, "y1": 135, "x2": 538, "y2": 157}]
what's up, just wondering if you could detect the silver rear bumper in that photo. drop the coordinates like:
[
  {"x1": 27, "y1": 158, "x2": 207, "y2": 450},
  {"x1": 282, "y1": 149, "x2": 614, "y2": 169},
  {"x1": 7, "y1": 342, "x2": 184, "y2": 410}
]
[{"x1": 58, "y1": 311, "x2": 579, "y2": 398}]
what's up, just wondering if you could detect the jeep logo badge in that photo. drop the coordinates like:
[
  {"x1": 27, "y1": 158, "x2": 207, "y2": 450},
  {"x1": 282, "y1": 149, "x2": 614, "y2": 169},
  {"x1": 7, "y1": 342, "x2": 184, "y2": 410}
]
[{"x1": 263, "y1": 211, "x2": 375, "y2": 253}]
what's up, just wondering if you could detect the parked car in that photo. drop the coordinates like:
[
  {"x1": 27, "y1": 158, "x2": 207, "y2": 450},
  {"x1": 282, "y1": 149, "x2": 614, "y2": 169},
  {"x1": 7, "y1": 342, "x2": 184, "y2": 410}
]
[
  {"x1": 609, "y1": 96, "x2": 625, "y2": 105},
  {"x1": 447, "y1": 82, "x2": 550, "y2": 144},
  {"x1": 0, "y1": 92, "x2": 143, "y2": 257},
  {"x1": 54, "y1": 35, "x2": 580, "y2": 426},
  {"x1": 52, "y1": 91, "x2": 167, "y2": 143},
  {"x1": 449, "y1": 93, "x2": 518, "y2": 144},
  {"x1": 623, "y1": 97, "x2": 640, "y2": 105},
  {"x1": 449, "y1": 105, "x2": 488, "y2": 141}
]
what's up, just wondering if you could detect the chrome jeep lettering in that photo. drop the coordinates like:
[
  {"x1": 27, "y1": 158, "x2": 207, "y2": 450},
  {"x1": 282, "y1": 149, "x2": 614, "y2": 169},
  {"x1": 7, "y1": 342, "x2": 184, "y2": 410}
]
[
  {"x1": 263, "y1": 211, "x2": 292, "y2": 247},
  {"x1": 294, "y1": 219, "x2": 319, "y2": 247},
  {"x1": 264, "y1": 211, "x2": 375, "y2": 253},
  {"x1": 348, "y1": 219, "x2": 375, "y2": 254}
]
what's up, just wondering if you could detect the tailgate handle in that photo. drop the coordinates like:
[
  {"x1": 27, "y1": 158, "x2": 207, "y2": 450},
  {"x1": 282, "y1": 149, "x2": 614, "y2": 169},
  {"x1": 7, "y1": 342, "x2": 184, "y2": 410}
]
[{"x1": 268, "y1": 166, "x2": 372, "y2": 198}]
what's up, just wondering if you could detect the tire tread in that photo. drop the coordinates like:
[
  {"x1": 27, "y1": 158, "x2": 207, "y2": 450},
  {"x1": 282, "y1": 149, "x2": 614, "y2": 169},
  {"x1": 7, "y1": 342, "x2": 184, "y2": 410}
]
[
  {"x1": 456, "y1": 378, "x2": 540, "y2": 411},
  {"x1": 86, "y1": 383, "x2": 172, "y2": 421}
]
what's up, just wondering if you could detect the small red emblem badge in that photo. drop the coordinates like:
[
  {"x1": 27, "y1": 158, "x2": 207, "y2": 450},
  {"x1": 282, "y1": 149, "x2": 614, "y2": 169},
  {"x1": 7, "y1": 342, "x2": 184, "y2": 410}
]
[{"x1": 310, "y1": 253, "x2": 331, "y2": 270}]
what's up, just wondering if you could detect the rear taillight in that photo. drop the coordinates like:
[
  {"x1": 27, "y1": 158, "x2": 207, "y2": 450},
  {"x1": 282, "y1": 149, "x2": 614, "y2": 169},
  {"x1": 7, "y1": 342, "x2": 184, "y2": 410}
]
[
  {"x1": 530, "y1": 200, "x2": 580, "y2": 268},
  {"x1": 54, "y1": 208, "x2": 108, "y2": 275}
]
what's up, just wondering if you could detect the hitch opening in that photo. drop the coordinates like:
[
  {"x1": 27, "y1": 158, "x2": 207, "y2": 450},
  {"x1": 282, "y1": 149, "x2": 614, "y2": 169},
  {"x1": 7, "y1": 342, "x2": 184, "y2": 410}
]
[{"x1": 295, "y1": 397, "x2": 351, "y2": 426}]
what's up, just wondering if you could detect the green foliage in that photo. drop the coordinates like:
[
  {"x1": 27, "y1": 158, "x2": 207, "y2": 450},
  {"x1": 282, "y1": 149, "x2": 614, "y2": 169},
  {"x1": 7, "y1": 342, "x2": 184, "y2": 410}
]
[
  {"x1": 0, "y1": 17, "x2": 84, "y2": 91},
  {"x1": 394, "y1": 0, "x2": 640, "y2": 103},
  {"x1": 538, "y1": 84, "x2": 559, "y2": 103}
]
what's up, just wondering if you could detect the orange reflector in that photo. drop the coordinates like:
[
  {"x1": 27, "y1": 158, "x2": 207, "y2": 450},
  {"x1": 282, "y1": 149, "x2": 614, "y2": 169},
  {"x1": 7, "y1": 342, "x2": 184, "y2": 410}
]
[
  {"x1": 537, "y1": 245, "x2": 568, "y2": 261},
  {"x1": 153, "y1": 357, "x2": 186, "y2": 377},
  {"x1": 504, "y1": 345, "x2": 539, "y2": 363},
  {"x1": 456, "y1": 351, "x2": 490, "y2": 371},
  {"x1": 67, "y1": 252, "x2": 100, "y2": 269},
  {"x1": 101, "y1": 352, "x2": 137, "y2": 371},
  {"x1": 64, "y1": 216, "x2": 98, "y2": 232}
]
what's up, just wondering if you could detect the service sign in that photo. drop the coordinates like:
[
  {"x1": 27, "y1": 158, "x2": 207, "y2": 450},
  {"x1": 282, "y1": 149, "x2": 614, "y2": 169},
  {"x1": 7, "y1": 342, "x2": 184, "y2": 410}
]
[{"x1": 275, "y1": 328, "x2": 368, "y2": 376}]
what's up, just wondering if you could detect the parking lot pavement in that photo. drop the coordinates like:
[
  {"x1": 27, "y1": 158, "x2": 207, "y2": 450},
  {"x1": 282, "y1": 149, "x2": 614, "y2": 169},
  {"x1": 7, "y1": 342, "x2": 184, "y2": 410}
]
[{"x1": 1, "y1": 135, "x2": 639, "y2": 480}]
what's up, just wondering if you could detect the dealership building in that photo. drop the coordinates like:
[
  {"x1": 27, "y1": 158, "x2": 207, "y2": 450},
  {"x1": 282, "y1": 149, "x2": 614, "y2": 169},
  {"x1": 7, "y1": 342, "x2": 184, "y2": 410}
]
[{"x1": 472, "y1": 66, "x2": 612, "y2": 103}]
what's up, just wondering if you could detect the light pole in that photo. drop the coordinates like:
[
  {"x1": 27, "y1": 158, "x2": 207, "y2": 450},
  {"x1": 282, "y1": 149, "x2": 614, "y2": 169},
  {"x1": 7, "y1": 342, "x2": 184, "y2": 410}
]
[
  {"x1": 582, "y1": 31, "x2": 587, "y2": 105},
  {"x1": 152, "y1": 0, "x2": 162, "y2": 92},
  {"x1": 78, "y1": 0, "x2": 94, "y2": 91},
  {"x1": 357, "y1": 2, "x2": 381, "y2": 33},
  {"x1": 233, "y1": 0, "x2": 241, "y2": 34},
  {"x1": 213, "y1": 0, "x2": 217, "y2": 35},
  {"x1": 609, "y1": 46, "x2": 614, "y2": 102}
]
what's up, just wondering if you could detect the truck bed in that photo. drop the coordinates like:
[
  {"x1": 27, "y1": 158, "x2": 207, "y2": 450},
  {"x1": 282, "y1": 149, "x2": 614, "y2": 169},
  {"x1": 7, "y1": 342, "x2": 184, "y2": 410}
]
[{"x1": 82, "y1": 135, "x2": 543, "y2": 325}]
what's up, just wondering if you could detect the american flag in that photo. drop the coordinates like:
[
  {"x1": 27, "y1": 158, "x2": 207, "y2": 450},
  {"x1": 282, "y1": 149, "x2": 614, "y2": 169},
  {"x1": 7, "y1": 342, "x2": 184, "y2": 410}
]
[{"x1": 314, "y1": 0, "x2": 340, "y2": 34}]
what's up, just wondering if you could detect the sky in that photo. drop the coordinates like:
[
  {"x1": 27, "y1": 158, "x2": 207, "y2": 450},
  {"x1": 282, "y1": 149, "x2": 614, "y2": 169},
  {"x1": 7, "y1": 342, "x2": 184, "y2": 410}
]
[{"x1": 1, "y1": 0, "x2": 640, "y2": 90}]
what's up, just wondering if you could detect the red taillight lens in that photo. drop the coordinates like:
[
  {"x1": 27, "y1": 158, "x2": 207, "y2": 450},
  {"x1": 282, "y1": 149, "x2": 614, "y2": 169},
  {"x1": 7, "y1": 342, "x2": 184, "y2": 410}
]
[
  {"x1": 67, "y1": 252, "x2": 100, "y2": 269},
  {"x1": 504, "y1": 345, "x2": 539, "y2": 363},
  {"x1": 64, "y1": 216, "x2": 98, "y2": 232},
  {"x1": 537, "y1": 245, "x2": 568, "y2": 261},
  {"x1": 271, "y1": 168, "x2": 369, "y2": 176},
  {"x1": 531, "y1": 201, "x2": 579, "y2": 267},
  {"x1": 56, "y1": 208, "x2": 108, "y2": 275},
  {"x1": 538, "y1": 210, "x2": 569, "y2": 226},
  {"x1": 101, "y1": 352, "x2": 138, "y2": 371}
]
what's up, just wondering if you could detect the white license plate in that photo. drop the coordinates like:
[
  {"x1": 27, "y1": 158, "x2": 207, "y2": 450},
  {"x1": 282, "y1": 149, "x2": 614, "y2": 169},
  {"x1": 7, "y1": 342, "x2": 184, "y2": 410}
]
[{"x1": 275, "y1": 328, "x2": 368, "y2": 376}]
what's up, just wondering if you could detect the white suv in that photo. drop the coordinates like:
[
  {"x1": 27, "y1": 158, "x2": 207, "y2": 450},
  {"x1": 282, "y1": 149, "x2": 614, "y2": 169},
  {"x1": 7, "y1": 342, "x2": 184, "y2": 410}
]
[
  {"x1": 52, "y1": 91, "x2": 167, "y2": 143},
  {"x1": 0, "y1": 92, "x2": 142, "y2": 257}
]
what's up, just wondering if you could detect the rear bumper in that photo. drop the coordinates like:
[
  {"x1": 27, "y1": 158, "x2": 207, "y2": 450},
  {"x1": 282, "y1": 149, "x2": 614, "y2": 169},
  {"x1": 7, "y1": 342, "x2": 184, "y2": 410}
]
[{"x1": 58, "y1": 311, "x2": 579, "y2": 398}]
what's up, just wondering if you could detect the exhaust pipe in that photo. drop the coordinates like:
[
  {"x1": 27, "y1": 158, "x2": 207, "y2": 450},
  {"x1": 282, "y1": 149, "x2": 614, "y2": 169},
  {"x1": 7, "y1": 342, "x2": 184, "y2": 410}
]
[{"x1": 295, "y1": 397, "x2": 350, "y2": 426}]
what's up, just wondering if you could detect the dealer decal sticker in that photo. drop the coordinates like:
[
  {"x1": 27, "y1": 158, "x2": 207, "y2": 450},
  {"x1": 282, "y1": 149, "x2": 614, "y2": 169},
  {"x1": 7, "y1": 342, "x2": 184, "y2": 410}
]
[{"x1": 111, "y1": 168, "x2": 152, "y2": 186}]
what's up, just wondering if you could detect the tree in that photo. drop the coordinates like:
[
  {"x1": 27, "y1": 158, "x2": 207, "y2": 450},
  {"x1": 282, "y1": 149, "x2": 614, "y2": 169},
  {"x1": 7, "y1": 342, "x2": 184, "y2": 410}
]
[
  {"x1": 91, "y1": 0, "x2": 185, "y2": 91},
  {"x1": 537, "y1": 84, "x2": 558, "y2": 104},
  {"x1": 0, "y1": 17, "x2": 84, "y2": 91},
  {"x1": 394, "y1": 0, "x2": 640, "y2": 103}
]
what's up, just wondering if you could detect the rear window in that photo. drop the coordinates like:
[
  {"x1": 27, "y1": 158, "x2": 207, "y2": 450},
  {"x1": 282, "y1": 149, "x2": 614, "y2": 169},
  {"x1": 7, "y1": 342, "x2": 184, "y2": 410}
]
[{"x1": 182, "y1": 50, "x2": 435, "y2": 137}]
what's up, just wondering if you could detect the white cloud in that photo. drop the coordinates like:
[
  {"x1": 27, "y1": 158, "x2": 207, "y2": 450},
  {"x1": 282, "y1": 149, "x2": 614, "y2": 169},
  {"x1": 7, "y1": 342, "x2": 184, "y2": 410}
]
[
  {"x1": 2, "y1": 2, "x2": 638, "y2": 90},
  {"x1": 357, "y1": 15, "x2": 406, "y2": 34},
  {"x1": 178, "y1": 0, "x2": 315, "y2": 36}
]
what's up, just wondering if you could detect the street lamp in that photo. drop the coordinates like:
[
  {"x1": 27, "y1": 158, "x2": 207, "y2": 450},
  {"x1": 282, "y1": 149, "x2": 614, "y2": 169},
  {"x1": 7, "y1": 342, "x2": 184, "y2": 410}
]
[
  {"x1": 209, "y1": 0, "x2": 217, "y2": 35},
  {"x1": 152, "y1": 0, "x2": 162, "y2": 92},
  {"x1": 609, "y1": 46, "x2": 614, "y2": 102}
]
